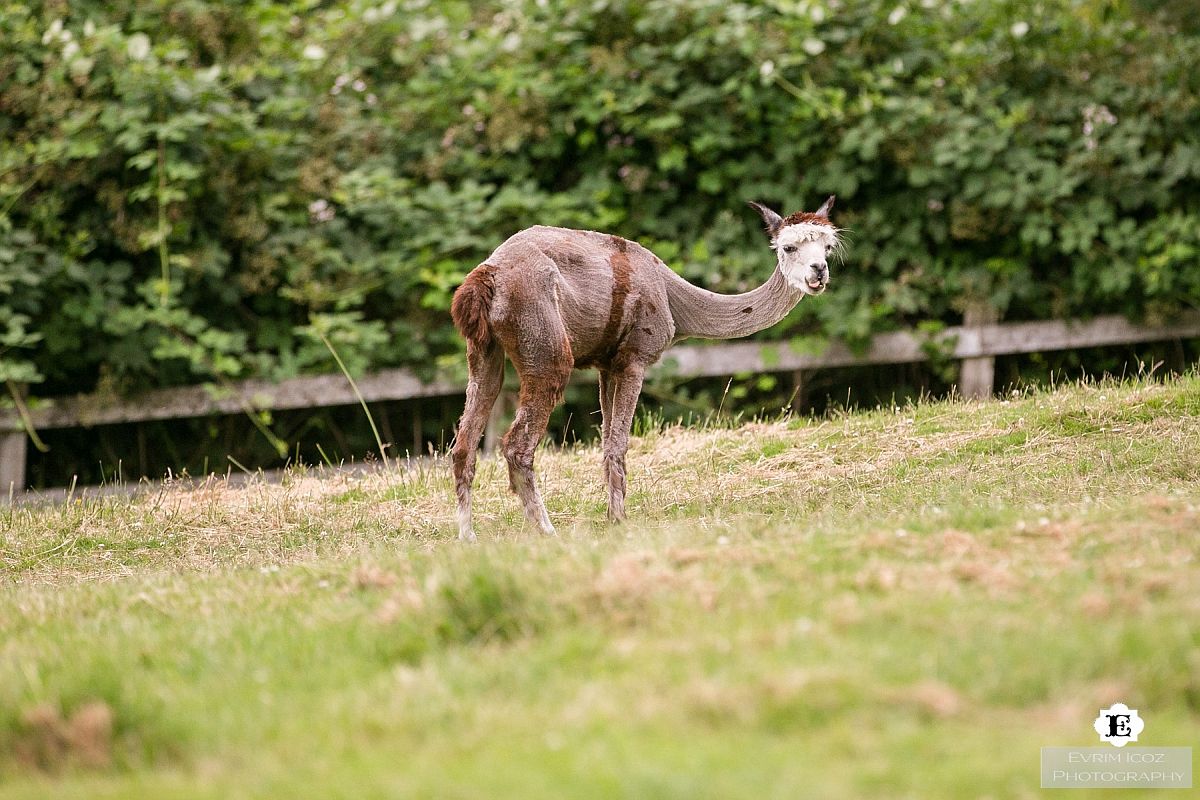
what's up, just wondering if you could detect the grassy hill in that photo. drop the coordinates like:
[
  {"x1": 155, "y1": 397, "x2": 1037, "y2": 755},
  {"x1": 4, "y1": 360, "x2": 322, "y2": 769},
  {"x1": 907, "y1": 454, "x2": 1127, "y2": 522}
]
[{"x1": 2, "y1": 375, "x2": 1198, "y2": 798}]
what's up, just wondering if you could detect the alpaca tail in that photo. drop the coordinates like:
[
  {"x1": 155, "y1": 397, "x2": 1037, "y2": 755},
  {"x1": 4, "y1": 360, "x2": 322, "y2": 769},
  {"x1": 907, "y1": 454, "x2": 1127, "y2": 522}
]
[{"x1": 450, "y1": 264, "x2": 496, "y2": 350}]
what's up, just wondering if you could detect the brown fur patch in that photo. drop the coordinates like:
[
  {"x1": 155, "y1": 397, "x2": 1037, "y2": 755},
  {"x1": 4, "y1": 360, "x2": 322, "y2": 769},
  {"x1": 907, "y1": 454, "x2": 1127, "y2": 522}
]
[
  {"x1": 450, "y1": 263, "x2": 495, "y2": 349},
  {"x1": 575, "y1": 250, "x2": 632, "y2": 367},
  {"x1": 782, "y1": 211, "x2": 834, "y2": 227}
]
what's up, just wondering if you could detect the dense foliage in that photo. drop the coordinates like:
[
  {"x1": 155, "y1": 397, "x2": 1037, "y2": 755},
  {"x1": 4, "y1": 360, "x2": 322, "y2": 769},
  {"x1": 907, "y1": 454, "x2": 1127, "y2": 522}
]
[{"x1": 2, "y1": 0, "x2": 1199, "y2": 403}]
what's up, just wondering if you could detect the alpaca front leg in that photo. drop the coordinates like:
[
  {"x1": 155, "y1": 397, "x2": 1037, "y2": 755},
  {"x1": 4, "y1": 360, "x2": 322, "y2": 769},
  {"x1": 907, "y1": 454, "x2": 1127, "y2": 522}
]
[
  {"x1": 602, "y1": 364, "x2": 645, "y2": 523},
  {"x1": 598, "y1": 369, "x2": 616, "y2": 442}
]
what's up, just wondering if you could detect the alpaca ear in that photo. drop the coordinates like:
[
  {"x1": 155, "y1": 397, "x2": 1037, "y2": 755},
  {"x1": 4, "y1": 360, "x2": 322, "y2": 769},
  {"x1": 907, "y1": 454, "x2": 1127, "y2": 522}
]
[
  {"x1": 747, "y1": 201, "x2": 784, "y2": 238},
  {"x1": 815, "y1": 195, "x2": 836, "y2": 218}
]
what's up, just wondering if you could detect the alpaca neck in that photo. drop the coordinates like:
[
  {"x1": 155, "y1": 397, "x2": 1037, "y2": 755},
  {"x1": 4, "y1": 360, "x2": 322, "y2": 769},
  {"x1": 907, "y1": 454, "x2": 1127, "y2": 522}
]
[{"x1": 663, "y1": 265, "x2": 804, "y2": 340}]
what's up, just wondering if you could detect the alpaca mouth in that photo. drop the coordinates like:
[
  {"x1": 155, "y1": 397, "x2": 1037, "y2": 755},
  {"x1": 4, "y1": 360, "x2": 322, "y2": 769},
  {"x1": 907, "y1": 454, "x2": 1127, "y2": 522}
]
[{"x1": 806, "y1": 278, "x2": 827, "y2": 293}]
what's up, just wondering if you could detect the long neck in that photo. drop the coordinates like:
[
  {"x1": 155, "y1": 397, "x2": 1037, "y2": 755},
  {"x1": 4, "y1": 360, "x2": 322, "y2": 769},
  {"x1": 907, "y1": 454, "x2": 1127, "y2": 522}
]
[{"x1": 662, "y1": 264, "x2": 804, "y2": 340}]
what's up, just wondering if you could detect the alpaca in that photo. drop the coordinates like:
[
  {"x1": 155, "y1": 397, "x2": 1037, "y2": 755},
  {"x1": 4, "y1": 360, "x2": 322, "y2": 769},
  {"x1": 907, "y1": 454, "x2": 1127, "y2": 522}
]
[{"x1": 450, "y1": 196, "x2": 839, "y2": 540}]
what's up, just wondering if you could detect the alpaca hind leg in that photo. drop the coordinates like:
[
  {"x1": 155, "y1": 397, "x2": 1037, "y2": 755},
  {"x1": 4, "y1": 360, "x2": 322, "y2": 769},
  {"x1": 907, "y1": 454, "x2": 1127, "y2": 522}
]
[
  {"x1": 450, "y1": 342, "x2": 504, "y2": 540},
  {"x1": 601, "y1": 364, "x2": 646, "y2": 522},
  {"x1": 502, "y1": 346, "x2": 572, "y2": 536}
]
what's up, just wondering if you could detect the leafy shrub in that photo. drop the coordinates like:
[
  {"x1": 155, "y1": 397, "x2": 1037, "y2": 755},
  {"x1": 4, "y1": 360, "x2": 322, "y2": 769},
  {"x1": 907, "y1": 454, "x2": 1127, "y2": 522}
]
[{"x1": 1, "y1": 0, "x2": 1197, "y2": 403}]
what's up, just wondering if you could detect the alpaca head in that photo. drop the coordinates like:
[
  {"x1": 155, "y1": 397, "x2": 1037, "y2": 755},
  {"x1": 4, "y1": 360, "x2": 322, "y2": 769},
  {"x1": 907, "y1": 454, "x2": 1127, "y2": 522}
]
[{"x1": 748, "y1": 196, "x2": 839, "y2": 295}]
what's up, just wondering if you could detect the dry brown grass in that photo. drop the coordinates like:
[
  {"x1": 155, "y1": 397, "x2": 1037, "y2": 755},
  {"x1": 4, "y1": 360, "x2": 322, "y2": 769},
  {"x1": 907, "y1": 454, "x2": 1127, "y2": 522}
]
[{"x1": 14, "y1": 702, "x2": 114, "y2": 771}]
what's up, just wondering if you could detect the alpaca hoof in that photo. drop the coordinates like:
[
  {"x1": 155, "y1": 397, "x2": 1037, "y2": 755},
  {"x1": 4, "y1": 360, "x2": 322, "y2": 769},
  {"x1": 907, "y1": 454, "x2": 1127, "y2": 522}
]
[
  {"x1": 458, "y1": 529, "x2": 478, "y2": 543},
  {"x1": 533, "y1": 509, "x2": 556, "y2": 536}
]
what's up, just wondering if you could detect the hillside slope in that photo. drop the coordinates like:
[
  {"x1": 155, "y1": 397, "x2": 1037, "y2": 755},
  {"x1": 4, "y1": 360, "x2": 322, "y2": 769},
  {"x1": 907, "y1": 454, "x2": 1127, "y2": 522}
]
[{"x1": 2, "y1": 376, "x2": 1199, "y2": 798}]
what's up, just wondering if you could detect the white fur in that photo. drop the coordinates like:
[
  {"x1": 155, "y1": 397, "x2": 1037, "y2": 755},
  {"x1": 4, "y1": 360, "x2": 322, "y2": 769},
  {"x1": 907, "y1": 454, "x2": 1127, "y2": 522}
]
[
  {"x1": 774, "y1": 222, "x2": 840, "y2": 294},
  {"x1": 457, "y1": 495, "x2": 476, "y2": 540}
]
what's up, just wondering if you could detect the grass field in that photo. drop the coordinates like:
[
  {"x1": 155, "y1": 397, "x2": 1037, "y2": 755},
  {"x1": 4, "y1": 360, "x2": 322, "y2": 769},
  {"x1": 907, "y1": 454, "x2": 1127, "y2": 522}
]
[{"x1": 2, "y1": 375, "x2": 1198, "y2": 798}]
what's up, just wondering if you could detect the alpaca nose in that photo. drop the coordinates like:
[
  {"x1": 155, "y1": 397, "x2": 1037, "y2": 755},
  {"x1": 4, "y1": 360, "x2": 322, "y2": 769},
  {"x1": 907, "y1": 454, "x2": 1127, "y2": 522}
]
[{"x1": 811, "y1": 262, "x2": 827, "y2": 279}]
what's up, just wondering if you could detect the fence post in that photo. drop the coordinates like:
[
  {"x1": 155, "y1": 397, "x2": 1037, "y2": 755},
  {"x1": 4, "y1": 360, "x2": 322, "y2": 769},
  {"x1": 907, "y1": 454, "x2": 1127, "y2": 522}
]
[
  {"x1": 959, "y1": 305, "x2": 999, "y2": 400},
  {"x1": 790, "y1": 369, "x2": 808, "y2": 411},
  {"x1": 1, "y1": 430, "x2": 27, "y2": 495}
]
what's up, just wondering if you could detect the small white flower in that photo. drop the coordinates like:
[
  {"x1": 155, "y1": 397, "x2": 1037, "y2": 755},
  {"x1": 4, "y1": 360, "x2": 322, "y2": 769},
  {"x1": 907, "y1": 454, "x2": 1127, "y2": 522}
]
[
  {"x1": 42, "y1": 19, "x2": 63, "y2": 45},
  {"x1": 759, "y1": 60, "x2": 775, "y2": 77},
  {"x1": 69, "y1": 56, "x2": 94, "y2": 77},
  {"x1": 1081, "y1": 104, "x2": 1116, "y2": 150},
  {"x1": 62, "y1": 40, "x2": 80, "y2": 61},
  {"x1": 366, "y1": 93, "x2": 377, "y2": 106},
  {"x1": 303, "y1": 43, "x2": 327, "y2": 60},
  {"x1": 810, "y1": 6, "x2": 826, "y2": 22},
  {"x1": 83, "y1": 20, "x2": 96, "y2": 37},
  {"x1": 888, "y1": 6, "x2": 907, "y2": 25},
  {"x1": 1011, "y1": 21, "x2": 1029, "y2": 37},
  {"x1": 352, "y1": 79, "x2": 366, "y2": 92},
  {"x1": 308, "y1": 198, "x2": 335, "y2": 223},
  {"x1": 127, "y1": 32, "x2": 151, "y2": 61},
  {"x1": 802, "y1": 38, "x2": 826, "y2": 55}
]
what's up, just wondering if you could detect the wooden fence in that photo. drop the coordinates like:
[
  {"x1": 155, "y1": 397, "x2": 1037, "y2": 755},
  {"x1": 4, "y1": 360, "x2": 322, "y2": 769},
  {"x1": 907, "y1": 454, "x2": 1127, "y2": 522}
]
[{"x1": 3, "y1": 311, "x2": 1199, "y2": 493}]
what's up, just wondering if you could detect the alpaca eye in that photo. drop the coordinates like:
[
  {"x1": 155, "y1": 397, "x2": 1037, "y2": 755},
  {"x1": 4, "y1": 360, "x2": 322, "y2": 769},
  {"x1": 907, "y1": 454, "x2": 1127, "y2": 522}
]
[{"x1": 783, "y1": 244, "x2": 797, "y2": 254}]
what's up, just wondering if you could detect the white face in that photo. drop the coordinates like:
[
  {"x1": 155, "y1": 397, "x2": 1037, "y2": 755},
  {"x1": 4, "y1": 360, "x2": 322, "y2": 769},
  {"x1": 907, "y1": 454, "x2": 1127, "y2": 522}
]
[{"x1": 775, "y1": 222, "x2": 838, "y2": 295}]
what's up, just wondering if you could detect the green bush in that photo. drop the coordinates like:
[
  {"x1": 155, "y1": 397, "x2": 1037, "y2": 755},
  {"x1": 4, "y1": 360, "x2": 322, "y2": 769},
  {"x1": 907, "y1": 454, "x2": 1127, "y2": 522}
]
[{"x1": 2, "y1": 0, "x2": 1198, "y2": 402}]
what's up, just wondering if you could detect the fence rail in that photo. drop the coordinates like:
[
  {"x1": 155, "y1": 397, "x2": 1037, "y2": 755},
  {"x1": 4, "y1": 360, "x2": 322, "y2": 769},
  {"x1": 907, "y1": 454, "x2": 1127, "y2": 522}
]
[{"x1": 4, "y1": 311, "x2": 1199, "y2": 493}]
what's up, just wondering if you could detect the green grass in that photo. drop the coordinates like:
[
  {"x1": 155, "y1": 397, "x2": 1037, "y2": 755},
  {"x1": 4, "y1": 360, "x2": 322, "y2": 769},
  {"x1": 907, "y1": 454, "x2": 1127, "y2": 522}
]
[{"x1": 2, "y1": 375, "x2": 1199, "y2": 799}]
